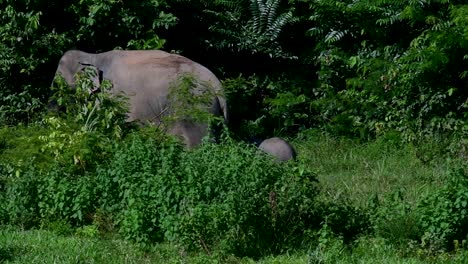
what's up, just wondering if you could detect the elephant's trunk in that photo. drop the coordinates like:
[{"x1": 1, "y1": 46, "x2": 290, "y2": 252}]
[{"x1": 217, "y1": 95, "x2": 229, "y2": 124}]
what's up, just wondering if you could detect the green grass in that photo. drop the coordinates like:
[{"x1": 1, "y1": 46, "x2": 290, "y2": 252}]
[
  {"x1": 294, "y1": 131, "x2": 453, "y2": 208},
  {"x1": 0, "y1": 226, "x2": 166, "y2": 263},
  {"x1": 310, "y1": 236, "x2": 468, "y2": 264},
  {"x1": 2, "y1": 227, "x2": 467, "y2": 263},
  {"x1": 0, "y1": 226, "x2": 310, "y2": 264}
]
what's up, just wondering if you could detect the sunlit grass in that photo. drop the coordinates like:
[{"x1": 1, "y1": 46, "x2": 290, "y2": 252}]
[
  {"x1": 294, "y1": 130, "x2": 453, "y2": 207},
  {"x1": 0, "y1": 226, "x2": 168, "y2": 263},
  {"x1": 0, "y1": 226, "x2": 310, "y2": 264},
  {"x1": 2, "y1": 227, "x2": 467, "y2": 264},
  {"x1": 310, "y1": 236, "x2": 468, "y2": 264}
]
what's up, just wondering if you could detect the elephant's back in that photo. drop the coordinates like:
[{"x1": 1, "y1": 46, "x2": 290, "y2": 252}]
[
  {"x1": 105, "y1": 50, "x2": 222, "y2": 88},
  {"x1": 259, "y1": 137, "x2": 296, "y2": 161},
  {"x1": 106, "y1": 50, "x2": 197, "y2": 70}
]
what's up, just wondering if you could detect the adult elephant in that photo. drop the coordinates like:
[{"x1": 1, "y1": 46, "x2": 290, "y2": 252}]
[{"x1": 52, "y1": 49, "x2": 228, "y2": 148}]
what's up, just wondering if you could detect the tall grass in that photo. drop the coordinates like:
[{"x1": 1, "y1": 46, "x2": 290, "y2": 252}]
[
  {"x1": 0, "y1": 226, "x2": 181, "y2": 264},
  {"x1": 295, "y1": 130, "x2": 453, "y2": 207},
  {"x1": 0, "y1": 225, "x2": 311, "y2": 264},
  {"x1": 2, "y1": 227, "x2": 467, "y2": 263}
]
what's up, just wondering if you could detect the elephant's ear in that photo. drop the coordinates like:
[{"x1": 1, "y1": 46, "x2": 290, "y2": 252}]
[{"x1": 78, "y1": 62, "x2": 103, "y2": 94}]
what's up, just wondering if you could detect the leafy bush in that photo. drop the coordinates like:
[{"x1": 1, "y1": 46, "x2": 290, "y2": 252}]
[
  {"x1": 37, "y1": 117, "x2": 107, "y2": 171},
  {"x1": 165, "y1": 73, "x2": 225, "y2": 134},
  {"x1": 96, "y1": 134, "x2": 183, "y2": 245},
  {"x1": 0, "y1": 3, "x2": 68, "y2": 124},
  {"x1": 310, "y1": 1, "x2": 468, "y2": 140},
  {"x1": 2, "y1": 161, "x2": 98, "y2": 228},
  {"x1": 199, "y1": 0, "x2": 299, "y2": 59},
  {"x1": 318, "y1": 201, "x2": 371, "y2": 246},
  {"x1": 50, "y1": 67, "x2": 130, "y2": 138},
  {"x1": 222, "y1": 75, "x2": 268, "y2": 138},
  {"x1": 418, "y1": 166, "x2": 468, "y2": 251},
  {"x1": 2, "y1": 164, "x2": 42, "y2": 228},
  {"x1": 39, "y1": 67, "x2": 131, "y2": 171},
  {"x1": 95, "y1": 133, "x2": 320, "y2": 257},
  {"x1": 175, "y1": 139, "x2": 318, "y2": 257},
  {"x1": 37, "y1": 167, "x2": 97, "y2": 226},
  {"x1": 0, "y1": 91, "x2": 43, "y2": 125},
  {"x1": 0, "y1": 164, "x2": 14, "y2": 224},
  {"x1": 70, "y1": 0, "x2": 176, "y2": 51}
]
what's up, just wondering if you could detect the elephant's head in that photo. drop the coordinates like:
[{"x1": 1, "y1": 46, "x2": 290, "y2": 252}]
[
  {"x1": 49, "y1": 51, "x2": 103, "y2": 111},
  {"x1": 52, "y1": 50, "x2": 101, "y2": 90}
]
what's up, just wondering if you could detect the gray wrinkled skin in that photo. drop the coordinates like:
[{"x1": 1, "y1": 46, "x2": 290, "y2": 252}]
[
  {"x1": 53, "y1": 50, "x2": 228, "y2": 148},
  {"x1": 258, "y1": 137, "x2": 297, "y2": 162}
]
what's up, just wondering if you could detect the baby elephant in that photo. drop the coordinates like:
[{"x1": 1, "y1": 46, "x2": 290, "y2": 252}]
[{"x1": 258, "y1": 137, "x2": 297, "y2": 162}]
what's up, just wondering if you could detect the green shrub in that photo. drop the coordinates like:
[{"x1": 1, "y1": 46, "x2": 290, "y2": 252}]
[
  {"x1": 222, "y1": 75, "x2": 266, "y2": 139},
  {"x1": 2, "y1": 162, "x2": 98, "y2": 229},
  {"x1": 41, "y1": 219, "x2": 74, "y2": 236},
  {"x1": 0, "y1": 164, "x2": 13, "y2": 224},
  {"x1": 37, "y1": 167, "x2": 98, "y2": 226},
  {"x1": 0, "y1": 163, "x2": 12, "y2": 194},
  {"x1": 37, "y1": 117, "x2": 116, "y2": 172},
  {"x1": 0, "y1": 125, "x2": 54, "y2": 170},
  {"x1": 95, "y1": 133, "x2": 321, "y2": 257},
  {"x1": 0, "y1": 91, "x2": 43, "y2": 125},
  {"x1": 95, "y1": 134, "x2": 184, "y2": 245},
  {"x1": 0, "y1": 3, "x2": 68, "y2": 125},
  {"x1": 166, "y1": 73, "x2": 223, "y2": 125},
  {"x1": 3, "y1": 164, "x2": 42, "y2": 228},
  {"x1": 50, "y1": 67, "x2": 130, "y2": 139},
  {"x1": 39, "y1": 67, "x2": 131, "y2": 171},
  {"x1": 318, "y1": 201, "x2": 371, "y2": 246},
  {"x1": 310, "y1": 1, "x2": 468, "y2": 140},
  {"x1": 418, "y1": 166, "x2": 468, "y2": 251},
  {"x1": 0, "y1": 67, "x2": 133, "y2": 227},
  {"x1": 174, "y1": 139, "x2": 318, "y2": 257}
]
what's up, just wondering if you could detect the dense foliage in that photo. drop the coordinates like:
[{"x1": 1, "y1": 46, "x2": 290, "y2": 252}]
[
  {"x1": 1, "y1": 0, "x2": 466, "y2": 138},
  {"x1": 311, "y1": 0, "x2": 468, "y2": 140},
  {"x1": 1, "y1": 0, "x2": 467, "y2": 261}
]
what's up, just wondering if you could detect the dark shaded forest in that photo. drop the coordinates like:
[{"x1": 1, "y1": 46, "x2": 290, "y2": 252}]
[{"x1": 1, "y1": 0, "x2": 465, "y2": 140}]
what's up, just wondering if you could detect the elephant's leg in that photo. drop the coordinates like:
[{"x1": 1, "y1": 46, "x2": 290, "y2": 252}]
[{"x1": 167, "y1": 120, "x2": 209, "y2": 148}]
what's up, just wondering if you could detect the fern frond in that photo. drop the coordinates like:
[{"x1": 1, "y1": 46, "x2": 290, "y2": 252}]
[
  {"x1": 266, "y1": 0, "x2": 280, "y2": 29},
  {"x1": 324, "y1": 30, "x2": 346, "y2": 43},
  {"x1": 250, "y1": 0, "x2": 262, "y2": 33},
  {"x1": 431, "y1": 21, "x2": 452, "y2": 31},
  {"x1": 376, "y1": 14, "x2": 402, "y2": 26},
  {"x1": 307, "y1": 27, "x2": 323, "y2": 36},
  {"x1": 267, "y1": 11, "x2": 295, "y2": 39},
  {"x1": 248, "y1": 0, "x2": 295, "y2": 38}
]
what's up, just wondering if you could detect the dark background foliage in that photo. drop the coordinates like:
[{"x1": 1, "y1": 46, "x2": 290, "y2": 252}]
[{"x1": 1, "y1": 0, "x2": 466, "y2": 139}]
